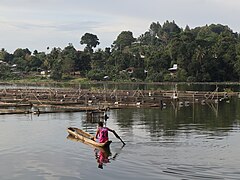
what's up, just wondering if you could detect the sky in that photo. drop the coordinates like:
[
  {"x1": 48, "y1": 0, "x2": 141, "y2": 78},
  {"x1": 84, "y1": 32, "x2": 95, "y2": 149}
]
[{"x1": 0, "y1": 0, "x2": 240, "y2": 53}]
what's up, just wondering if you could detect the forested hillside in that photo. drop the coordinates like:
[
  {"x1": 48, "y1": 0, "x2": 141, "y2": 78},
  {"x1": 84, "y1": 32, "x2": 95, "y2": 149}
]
[{"x1": 1, "y1": 21, "x2": 240, "y2": 82}]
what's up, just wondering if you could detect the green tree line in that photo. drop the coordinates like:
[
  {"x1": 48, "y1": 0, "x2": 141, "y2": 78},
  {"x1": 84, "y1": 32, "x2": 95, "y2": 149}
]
[{"x1": 1, "y1": 20, "x2": 240, "y2": 82}]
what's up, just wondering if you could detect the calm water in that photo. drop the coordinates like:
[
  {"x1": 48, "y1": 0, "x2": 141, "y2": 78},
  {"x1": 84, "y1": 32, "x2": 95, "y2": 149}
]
[{"x1": 0, "y1": 98, "x2": 240, "y2": 180}]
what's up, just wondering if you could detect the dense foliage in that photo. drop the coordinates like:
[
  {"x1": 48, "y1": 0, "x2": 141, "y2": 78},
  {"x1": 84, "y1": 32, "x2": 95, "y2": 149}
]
[{"x1": 1, "y1": 21, "x2": 240, "y2": 82}]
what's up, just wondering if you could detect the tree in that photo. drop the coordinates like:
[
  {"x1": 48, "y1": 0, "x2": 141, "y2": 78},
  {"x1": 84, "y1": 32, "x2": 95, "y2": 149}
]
[
  {"x1": 28, "y1": 55, "x2": 43, "y2": 71},
  {"x1": 75, "y1": 51, "x2": 91, "y2": 76},
  {"x1": 80, "y1": 33, "x2": 100, "y2": 53},
  {"x1": 162, "y1": 20, "x2": 181, "y2": 35},
  {"x1": 157, "y1": 20, "x2": 181, "y2": 45},
  {"x1": 50, "y1": 59, "x2": 63, "y2": 80},
  {"x1": 235, "y1": 42, "x2": 240, "y2": 80},
  {"x1": 0, "y1": 49, "x2": 13, "y2": 63},
  {"x1": 61, "y1": 45, "x2": 77, "y2": 75},
  {"x1": 0, "y1": 63, "x2": 12, "y2": 80},
  {"x1": 113, "y1": 31, "x2": 136, "y2": 50},
  {"x1": 44, "y1": 47, "x2": 62, "y2": 70},
  {"x1": 1, "y1": 20, "x2": 240, "y2": 82},
  {"x1": 149, "y1": 22, "x2": 161, "y2": 36},
  {"x1": 13, "y1": 48, "x2": 31, "y2": 58}
]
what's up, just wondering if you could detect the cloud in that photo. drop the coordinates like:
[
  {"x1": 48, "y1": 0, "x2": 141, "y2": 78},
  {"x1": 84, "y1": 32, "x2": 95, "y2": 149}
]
[{"x1": 0, "y1": 0, "x2": 240, "y2": 52}]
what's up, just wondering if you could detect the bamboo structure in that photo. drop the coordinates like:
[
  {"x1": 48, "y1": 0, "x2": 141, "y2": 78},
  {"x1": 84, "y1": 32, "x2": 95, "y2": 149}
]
[{"x1": 0, "y1": 87, "x2": 238, "y2": 115}]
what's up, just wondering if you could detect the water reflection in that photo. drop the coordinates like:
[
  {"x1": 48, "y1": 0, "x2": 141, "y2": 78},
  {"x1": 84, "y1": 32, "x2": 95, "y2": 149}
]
[
  {"x1": 95, "y1": 147, "x2": 111, "y2": 169},
  {"x1": 67, "y1": 134, "x2": 123, "y2": 170},
  {"x1": 112, "y1": 97, "x2": 240, "y2": 139}
]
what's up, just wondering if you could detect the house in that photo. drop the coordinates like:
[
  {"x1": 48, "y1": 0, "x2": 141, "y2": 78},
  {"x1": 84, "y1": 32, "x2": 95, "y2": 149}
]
[
  {"x1": 126, "y1": 67, "x2": 134, "y2": 74},
  {"x1": 0, "y1": 60, "x2": 9, "y2": 66},
  {"x1": 40, "y1": 70, "x2": 51, "y2": 78},
  {"x1": 168, "y1": 64, "x2": 178, "y2": 72}
]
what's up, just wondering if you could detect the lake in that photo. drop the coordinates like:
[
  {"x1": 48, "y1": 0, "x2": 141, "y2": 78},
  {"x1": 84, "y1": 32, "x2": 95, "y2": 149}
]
[{"x1": 0, "y1": 97, "x2": 240, "y2": 179}]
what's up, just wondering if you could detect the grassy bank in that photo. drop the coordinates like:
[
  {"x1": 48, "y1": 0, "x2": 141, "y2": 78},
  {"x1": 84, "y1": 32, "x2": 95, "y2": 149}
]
[{"x1": 1, "y1": 75, "x2": 240, "y2": 90}]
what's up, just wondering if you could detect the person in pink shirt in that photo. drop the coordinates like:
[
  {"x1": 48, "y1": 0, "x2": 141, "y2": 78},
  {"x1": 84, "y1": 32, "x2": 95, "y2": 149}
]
[{"x1": 95, "y1": 121, "x2": 115, "y2": 143}]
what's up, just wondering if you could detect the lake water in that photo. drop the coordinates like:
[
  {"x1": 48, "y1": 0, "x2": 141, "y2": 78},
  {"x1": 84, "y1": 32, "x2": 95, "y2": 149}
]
[{"x1": 0, "y1": 98, "x2": 240, "y2": 180}]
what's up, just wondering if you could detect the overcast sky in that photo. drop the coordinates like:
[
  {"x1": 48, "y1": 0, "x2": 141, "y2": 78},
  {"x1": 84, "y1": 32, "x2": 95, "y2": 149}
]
[{"x1": 0, "y1": 0, "x2": 240, "y2": 53}]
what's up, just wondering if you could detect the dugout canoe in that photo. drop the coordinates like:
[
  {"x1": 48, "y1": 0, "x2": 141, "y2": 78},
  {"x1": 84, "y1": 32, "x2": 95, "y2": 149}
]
[
  {"x1": 67, "y1": 127, "x2": 112, "y2": 148},
  {"x1": 67, "y1": 134, "x2": 111, "y2": 156}
]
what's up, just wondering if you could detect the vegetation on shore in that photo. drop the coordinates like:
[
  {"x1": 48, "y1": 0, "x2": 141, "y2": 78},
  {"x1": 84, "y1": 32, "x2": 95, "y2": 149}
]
[{"x1": 1, "y1": 20, "x2": 240, "y2": 83}]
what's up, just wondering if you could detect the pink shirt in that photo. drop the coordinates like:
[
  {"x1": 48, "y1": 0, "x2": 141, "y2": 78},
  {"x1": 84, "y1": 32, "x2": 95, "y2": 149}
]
[{"x1": 98, "y1": 127, "x2": 109, "y2": 143}]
